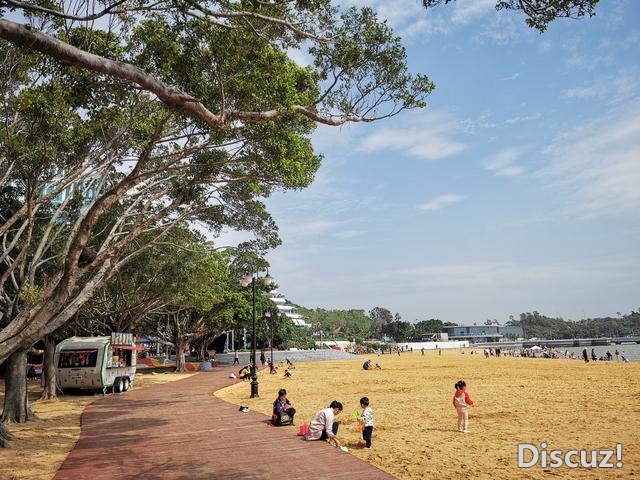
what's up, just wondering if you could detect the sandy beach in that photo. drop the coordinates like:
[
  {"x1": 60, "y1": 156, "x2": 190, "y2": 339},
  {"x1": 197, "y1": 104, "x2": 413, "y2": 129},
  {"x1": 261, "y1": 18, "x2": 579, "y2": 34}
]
[
  {"x1": 0, "y1": 352, "x2": 637, "y2": 479},
  {"x1": 216, "y1": 350, "x2": 639, "y2": 479}
]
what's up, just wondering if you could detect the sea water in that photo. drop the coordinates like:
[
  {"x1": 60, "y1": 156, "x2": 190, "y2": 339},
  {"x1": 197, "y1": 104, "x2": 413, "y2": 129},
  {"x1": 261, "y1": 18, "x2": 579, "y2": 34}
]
[{"x1": 558, "y1": 343, "x2": 640, "y2": 362}]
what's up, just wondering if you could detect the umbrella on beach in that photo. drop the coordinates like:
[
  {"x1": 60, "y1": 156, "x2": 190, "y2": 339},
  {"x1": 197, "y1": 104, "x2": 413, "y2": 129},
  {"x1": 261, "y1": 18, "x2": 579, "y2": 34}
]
[{"x1": 529, "y1": 345, "x2": 543, "y2": 350}]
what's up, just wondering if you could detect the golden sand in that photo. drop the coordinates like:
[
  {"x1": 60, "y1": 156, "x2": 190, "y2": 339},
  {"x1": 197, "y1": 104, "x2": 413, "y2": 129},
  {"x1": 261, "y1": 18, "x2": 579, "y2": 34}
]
[
  {"x1": 215, "y1": 351, "x2": 639, "y2": 479},
  {"x1": 1, "y1": 353, "x2": 638, "y2": 479}
]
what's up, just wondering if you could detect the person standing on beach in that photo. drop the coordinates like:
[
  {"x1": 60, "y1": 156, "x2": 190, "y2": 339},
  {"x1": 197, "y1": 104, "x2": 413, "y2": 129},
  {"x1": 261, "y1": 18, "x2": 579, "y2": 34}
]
[
  {"x1": 306, "y1": 400, "x2": 344, "y2": 448},
  {"x1": 358, "y1": 397, "x2": 374, "y2": 448},
  {"x1": 582, "y1": 348, "x2": 589, "y2": 363},
  {"x1": 233, "y1": 350, "x2": 239, "y2": 365},
  {"x1": 453, "y1": 380, "x2": 474, "y2": 433}
]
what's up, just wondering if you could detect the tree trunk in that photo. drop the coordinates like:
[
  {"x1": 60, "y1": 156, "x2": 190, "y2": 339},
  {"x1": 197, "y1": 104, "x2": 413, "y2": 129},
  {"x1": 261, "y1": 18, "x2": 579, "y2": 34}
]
[
  {"x1": 40, "y1": 337, "x2": 58, "y2": 401},
  {"x1": 0, "y1": 348, "x2": 37, "y2": 447},
  {"x1": 175, "y1": 339, "x2": 186, "y2": 372},
  {"x1": 0, "y1": 422, "x2": 13, "y2": 448}
]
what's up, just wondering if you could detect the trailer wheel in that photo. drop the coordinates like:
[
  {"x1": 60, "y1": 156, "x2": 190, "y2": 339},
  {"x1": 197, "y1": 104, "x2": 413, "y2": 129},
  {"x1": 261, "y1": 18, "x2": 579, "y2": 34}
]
[
  {"x1": 113, "y1": 377, "x2": 124, "y2": 393},
  {"x1": 122, "y1": 377, "x2": 130, "y2": 392}
]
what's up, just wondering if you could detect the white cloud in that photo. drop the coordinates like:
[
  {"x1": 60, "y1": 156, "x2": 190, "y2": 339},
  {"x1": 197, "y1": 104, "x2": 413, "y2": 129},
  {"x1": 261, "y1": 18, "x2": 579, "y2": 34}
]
[
  {"x1": 504, "y1": 113, "x2": 541, "y2": 125},
  {"x1": 458, "y1": 115, "x2": 498, "y2": 134},
  {"x1": 417, "y1": 194, "x2": 466, "y2": 212},
  {"x1": 538, "y1": 101, "x2": 640, "y2": 219},
  {"x1": 564, "y1": 53, "x2": 611, "y2": 72},
  {"x1": 340, "y1": 0, "x2": 496, "y2": 40},
  {"x1": 484, "y1": 146, "x2": 527, "y2": 177},
  {"x1": 478, "y1": 14, "x2": 522, "y2": 44},
  {"x1": 280, "y1": 219, "x2": 341, "y2": 237},
  {"x1": 401, "y1": 16, "x2": 449, "y2": 40},
  {"x1": 338, "y1": 0, "x2": 428, "y2": 35},
  {"x1": 358, "y1": 110, "x2": 466, "y2": 160},
  {"x1": 564, "y1": 69, "x2": 639, "y2": 104},
  {"x1": 502, "y1": 73, "x2": 520, "y2": 81},
  {"x1": 450, "y1": 0, "x2": 496, "y2": 26}
]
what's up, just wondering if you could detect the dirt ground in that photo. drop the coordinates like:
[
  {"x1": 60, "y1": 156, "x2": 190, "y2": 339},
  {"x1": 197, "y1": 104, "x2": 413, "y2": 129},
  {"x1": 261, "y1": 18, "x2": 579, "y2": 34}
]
[
  {"x1": 0, "y1": 371, "x2": 195, "y2": 480},
  {"x1": 216, "y1": 351, "x2": 639, "y2": 479}
]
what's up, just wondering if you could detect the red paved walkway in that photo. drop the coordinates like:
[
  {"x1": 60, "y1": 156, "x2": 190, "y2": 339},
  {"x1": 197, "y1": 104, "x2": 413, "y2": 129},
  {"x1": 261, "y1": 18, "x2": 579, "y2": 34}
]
[{"x1": 54, "y1": 366, "x2": 397, "y2": 480}]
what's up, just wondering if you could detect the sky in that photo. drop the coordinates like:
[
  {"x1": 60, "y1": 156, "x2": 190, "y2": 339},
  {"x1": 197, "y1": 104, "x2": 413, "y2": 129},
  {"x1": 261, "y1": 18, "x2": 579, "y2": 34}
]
[{"x1": 227, "y1": 0, "x2": 640, "y2": 324}]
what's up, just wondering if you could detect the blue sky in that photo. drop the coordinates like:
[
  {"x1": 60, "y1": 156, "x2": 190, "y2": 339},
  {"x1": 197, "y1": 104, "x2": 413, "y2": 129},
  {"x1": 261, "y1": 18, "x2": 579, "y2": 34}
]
[{"x1": 235, "y1": 0, "x2": 640, "y2": 324}]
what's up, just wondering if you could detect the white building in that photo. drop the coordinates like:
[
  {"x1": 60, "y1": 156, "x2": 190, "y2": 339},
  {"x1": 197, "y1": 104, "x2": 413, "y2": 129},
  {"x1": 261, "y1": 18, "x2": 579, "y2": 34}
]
[{"x1": 267, "y1": 290, "x2": 310, "y2": 328}]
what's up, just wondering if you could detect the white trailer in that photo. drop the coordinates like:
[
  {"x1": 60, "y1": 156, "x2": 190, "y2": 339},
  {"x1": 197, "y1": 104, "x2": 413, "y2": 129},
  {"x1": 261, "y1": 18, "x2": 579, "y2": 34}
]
[{"x1": 55, "y1": 334, "x2": 136, "y2": 393}]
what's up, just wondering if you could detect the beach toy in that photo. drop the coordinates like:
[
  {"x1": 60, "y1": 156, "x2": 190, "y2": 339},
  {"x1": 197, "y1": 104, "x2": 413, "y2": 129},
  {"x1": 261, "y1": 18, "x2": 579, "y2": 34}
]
[
  {"x1": 297, "y1": 422, "x2": 308, "y2": 436},
  {"x1": 352, "y1": 410, "x2": 360, "y2": 419}
]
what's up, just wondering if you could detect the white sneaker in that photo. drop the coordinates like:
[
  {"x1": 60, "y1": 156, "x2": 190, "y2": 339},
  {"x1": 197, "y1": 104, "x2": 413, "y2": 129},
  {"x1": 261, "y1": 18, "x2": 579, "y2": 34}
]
[
  {"x1": 463, "y1": 429, "x2": 471, "y2": 433},
  {"x1": 340, "y1": 446, "x2": 349, "y2": 452}
]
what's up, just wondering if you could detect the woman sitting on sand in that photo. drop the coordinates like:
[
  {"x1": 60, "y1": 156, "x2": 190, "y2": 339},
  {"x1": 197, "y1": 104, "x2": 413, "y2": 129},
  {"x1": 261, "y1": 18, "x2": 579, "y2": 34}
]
[{"x1": 305, "y1": 400, "x2": 344, "y2": 447}]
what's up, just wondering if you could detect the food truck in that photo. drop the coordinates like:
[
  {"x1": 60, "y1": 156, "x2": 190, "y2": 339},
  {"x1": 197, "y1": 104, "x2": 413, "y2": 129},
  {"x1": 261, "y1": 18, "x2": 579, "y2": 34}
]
[{"x1": 55, "y1": 333, "x2": 136, "y2": 393}]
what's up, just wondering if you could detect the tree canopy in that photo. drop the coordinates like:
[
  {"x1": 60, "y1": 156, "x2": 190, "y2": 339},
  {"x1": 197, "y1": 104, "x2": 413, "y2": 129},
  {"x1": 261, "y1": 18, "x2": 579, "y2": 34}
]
[{"x1": 0, "y1": 1, "x2": 433, "y2": 365}]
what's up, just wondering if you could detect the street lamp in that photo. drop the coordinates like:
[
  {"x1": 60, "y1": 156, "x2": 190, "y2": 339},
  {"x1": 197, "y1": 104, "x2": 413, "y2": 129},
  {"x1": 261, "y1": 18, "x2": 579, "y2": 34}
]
[{"x1": 241, "y1": 270, "x2": 273, "y2": 398}]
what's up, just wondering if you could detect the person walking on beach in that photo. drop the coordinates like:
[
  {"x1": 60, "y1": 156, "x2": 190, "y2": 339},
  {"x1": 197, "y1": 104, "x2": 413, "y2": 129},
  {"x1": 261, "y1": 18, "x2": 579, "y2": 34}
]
[
  {"x1": 233, "y1": 350, "x2": 239, "y2": 365},
  {"x1": 582, "y1": 348, "x2": 589, "y2": 363},
  {"x1": 305, "y1": 400, "x2": 344, "y2": 449},
  {"x1": 453, "y1": 380, "x2": 474, "y2": 433},
  {"x1": 358, "y1": 397, "x2": 374, "y2": 448}
]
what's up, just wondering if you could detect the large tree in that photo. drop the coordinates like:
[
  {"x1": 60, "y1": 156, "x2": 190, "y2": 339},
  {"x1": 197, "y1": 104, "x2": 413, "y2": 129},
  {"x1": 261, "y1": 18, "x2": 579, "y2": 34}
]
[
  {"x1": 0, "y1": 0, "x2": 432, "y2": 364},
  {"x1": 0, "y1": 2, "x2": 432, "y2": 446},
  {"x1": 422, "y1": 0, "x2": 599, "y2": 32}
]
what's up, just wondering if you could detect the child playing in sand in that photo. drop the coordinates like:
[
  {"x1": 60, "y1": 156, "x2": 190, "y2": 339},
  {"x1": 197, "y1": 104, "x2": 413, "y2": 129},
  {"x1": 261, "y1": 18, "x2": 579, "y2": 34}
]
[
  {"x1": 452, "y1": 380, "x2": 474, "y2": 433},
  {"x1": 358, "y1": 397, "x2": 374, "y2": 448}
]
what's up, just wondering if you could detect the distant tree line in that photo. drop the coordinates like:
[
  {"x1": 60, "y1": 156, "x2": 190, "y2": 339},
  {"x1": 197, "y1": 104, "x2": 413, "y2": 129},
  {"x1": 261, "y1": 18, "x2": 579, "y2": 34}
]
[
  {"x1": 507, "y1": 311, "x2": 640, "y2": 340},
  {"x1": 298, "y1": 306, "x2": 457, "y2": 344},
  {"x1": 297, "y1": 306, "x2": 640, "y2": 343}
]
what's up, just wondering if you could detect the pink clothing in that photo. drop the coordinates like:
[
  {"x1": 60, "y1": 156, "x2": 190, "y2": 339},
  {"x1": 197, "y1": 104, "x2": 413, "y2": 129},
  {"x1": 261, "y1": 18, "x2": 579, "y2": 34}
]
[
  {"x1": 456, "y1": 406, "x2": 469, "y2": 431},
  {"x1": 453, "y1": 387, "x2": 473, "y2": 431},
  {"x1": 305, "y1": 407, "x2": 335, "y2": 440}
]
